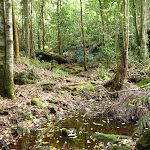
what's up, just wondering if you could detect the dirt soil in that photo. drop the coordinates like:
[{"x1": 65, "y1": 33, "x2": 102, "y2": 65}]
[{"x1": 0, "y1": 60, "x2": 149, "y2": 147}]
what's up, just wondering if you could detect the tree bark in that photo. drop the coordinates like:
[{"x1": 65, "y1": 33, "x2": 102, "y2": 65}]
[
  {"x1": 12, "y1": 0, "x2": 19, "y2": 57},
  {"x1": 25, "y1": 0, "x2": 30, "y2": 56},
  {"x1": 140, "y1": 0, "x2": 148, "y2": 59},
  {"x1": 111, "y1": 0, "x2": 129, "y2": 91},
  {"x1": 132, "y1": 0, "x2": 140, "y2": 46},
  {"x1": 80, "y1": 0, "x2": 87, "y2": 71},
  {"x1": 4, "y1": 0, "x2": 15, "y2": 99},
  {"x1": 115, "y1": 0, "x2": 120, "y2": 67},
  {"x1": 57, "y1": 0, "x2": 62, "y2": 55},
  {"x1": 98, "y1": 0, "x2": 105, "y2": 46},
  {"x1": 41, "y1": 0, "x2": 45, "y2": 51},
  {"x1": 0, "y1": 0, "x2": 6, "y2": 97}
]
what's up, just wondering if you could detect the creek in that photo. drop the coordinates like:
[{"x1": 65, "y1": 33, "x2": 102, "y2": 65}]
[{"x1": 9, "y1": 112, "x2": 135, "y2": 150}]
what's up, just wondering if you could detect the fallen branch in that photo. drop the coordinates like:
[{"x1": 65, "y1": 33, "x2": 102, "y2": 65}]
[{"x1": 31, "y1": 119, "x2": 61, "y2": 150}]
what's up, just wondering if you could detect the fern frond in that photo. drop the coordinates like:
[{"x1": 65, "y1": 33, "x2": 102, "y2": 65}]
[{"x1": 132, "y1": 111, "x2": 150, "y2": 136}]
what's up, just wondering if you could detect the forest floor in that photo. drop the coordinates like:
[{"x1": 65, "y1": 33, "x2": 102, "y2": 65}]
[{"x1": 0, "y1": 57, "x2": 150, "y2": 149}]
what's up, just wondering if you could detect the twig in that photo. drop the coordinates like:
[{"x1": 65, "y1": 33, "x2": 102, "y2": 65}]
[
  {"x1": 31, "y1": 119, "x2": 61, "y2": 150},
  {"x1": 107, "y1": 83, "x2": 150, "y2": 94}
]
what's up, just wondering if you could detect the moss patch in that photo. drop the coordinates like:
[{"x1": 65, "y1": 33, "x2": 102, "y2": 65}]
[
  {"x1": 78, "y1": 82, "x2": 94, "y2": 91},
  {"x1": 41, "y1": 83, "x2": 53, "y2": 91},
  {"x1": 137, "y1": 78, "x2": 150, "y2": 87},
  {"x1": 14, "y1": 72, "x2": 40, "y2": 85},
  {"x1": 31, "y1": 98, "x2": 40, "y2": 106},
  {"x1": 92, "y1": 133, "x2": 130, "y2": 143}
]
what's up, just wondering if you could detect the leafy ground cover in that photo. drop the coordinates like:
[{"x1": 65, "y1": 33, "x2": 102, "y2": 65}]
[{"x1": 0, "y1": 57, "x2": 150, "y2": 149}]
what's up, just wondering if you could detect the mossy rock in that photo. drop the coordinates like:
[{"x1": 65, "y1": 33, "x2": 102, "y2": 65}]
[
  {"x1": 61, "y1": 128, "x2": 77, "y2": 137},
  {"x1": 108, "y1": 145, "x2": 131, "y2": 150},
  {"x1": 17, "y1": 126, "x2": 27, "y2": 136},
  {"x1": 78, "y1": 82, "x2": 94, "y2": 91},
  {"x1": 31, "y1": 98, "x2": 40, "y2": 106},
  {"x1": 137, "y1": 78, "x2": 150, "y2": 87},
  {"x1": 92, "y1": 133, "x2": 130, "y2": 143},
  {"x1": 35, "y1": 52, "x2": 68, "y2": 64},
  {"x1": 14, "y1": 72, "x2": 40, "y2": 85},
  {"x1": 41, "y1": 83, "x2": 53, "y2": 91},
  {"x1": 71, "y1": 91, "x2": 79, "y2": 96},
  {"x1": 136, "y1": 129, "x2": 150, "y2": 150}
]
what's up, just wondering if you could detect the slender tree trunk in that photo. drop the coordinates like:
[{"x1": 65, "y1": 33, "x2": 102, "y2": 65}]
[
  {"x1": 25, "y1": 0, "x2": 30, "y2": 56},
  {"x1": 80, "y1": 0, "x2": 87, "y2": 71},
  {"x1": 12, "y1": 0, "x2": 19, "y2": 57},
  {"x1": 41, "y1": 0, "x2": 45, "y2": 51},
  {"x1": 0, "y1": 0, "x2": 6, "y2": 97},
  {"x1": 111, "y1": 0, "x2": 129, "y2": 91},
  {"x1": 5, "y1": 0, "x2": 15, "y2": 99},
  {"x1": 132, "y1": 0, "x2": 140, "y2": 46},
  {"x1": 140, "y1": 0, "x2": 148, "y2": 59},
  {"x1": 57, "y1": 0, "x2": 62, "y2": 55},
  {"x1": 98, "y1": 0, "x2": 105, "y2": 46},
  {"x1": 30, "y1": 0, "x2": 33, "y2": 55},
  {"x1": 37, "y1": 21, "x2": 41, "y2": 50},
  {"x1": 115, "y1": 0, "x2": 120, "y2": 67}
]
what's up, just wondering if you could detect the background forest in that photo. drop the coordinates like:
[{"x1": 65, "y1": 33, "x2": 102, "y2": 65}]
[{"x1": 0, "y1": 0, "x2": 150, "y2": 149}]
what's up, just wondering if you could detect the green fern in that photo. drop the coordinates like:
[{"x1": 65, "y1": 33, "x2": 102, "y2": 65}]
[
  {"x1": 133, "y1": 112, "x2": 150, "y2": 136},
  {"x1": 126, "y1": 96, "x2": 150, "y2": 107}
]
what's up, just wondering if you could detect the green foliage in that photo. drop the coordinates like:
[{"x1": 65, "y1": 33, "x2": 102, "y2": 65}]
[
  {"x1": 137, "y1": 78, "x2": 150, "y2": 87},
  {"x1": 136, "y1": 129, "x2": 150, "y2": 150},
  {"x1": 20, "y1": 112, "x2": 32, "y2": 121},
  {"x1": 44, "y1": 114, "x2": 50, "y2": 120},
  {"x1": 127, "y1": 96, "x2": 150, "y2": 107},
  {"x1": 108, "y1": 146, "x2": 131, "y2": 150},
  {"x1": 17, "y1": 126, "x2": 27, "y2": 136},
  {"x1": 31, "y1": 98, "x2": 40, "y2": 106},
  {"x1": 52, "y1": 67, "x2": 68, "y2": 77},
  {"x1": 133, "y1": 112, "x2": 150, "y2": 136},
  {"x1": 14, "y1": 71, "x2": 40, "y2": 85},
  {"x1": 92, "y1": 133, "x2": 130, "y2": 143},
  {"x1": 77, "y1": 82, "x2": 94, "y2": 91},
  {"x1": 96, "y1": 64, "x2": 109, "y2": 80}
]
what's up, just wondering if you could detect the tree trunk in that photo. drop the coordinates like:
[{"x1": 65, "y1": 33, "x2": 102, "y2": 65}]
[
  {"x1": 30, "y1": 0, "x2": 33, "y2": 55},
  {"x1": 41, "y1": 0, "x2": 45, "y2": 51},
  {"x1": 12, "y1": 0, "x2": 19, "y2": 57},
  {"x1": 25, "y1": 0, "x2": 30, "y2": 56},
  {"x1": 0, "y1": 0, "x2": 6, "y2": 97},
  {"x1": 98, "y1": 0, "x2": 105, "y2": 46},
  {"x1": 4, "y1": 0, "x2": 15, "y2": 99},
  {"x1": 140, "y1": 0, "x2": 148, "y2": 59},
  {"x1": 80, "y1": 0, "x2": 87, "y2": 71},
  {"x1": 132, "y1": 0, "x2": 140, "y2": 46},
  {"x1": 115, "y1": 0, "x2": 120, "y2": 67},
  {"x1": 57, "y1": 0, "x2": 62, "y2": 55},
  {"x1": 111, "y1": 0, "x2": 129, "y2": 91}
]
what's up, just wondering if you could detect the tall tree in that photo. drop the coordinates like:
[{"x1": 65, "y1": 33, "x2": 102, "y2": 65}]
[
  {"x1": 41, "y1": 0, "x2": 45, "y2": 51},
  {"x1": 0, "y1": 0, "x2": 15, "y2": 99},
  {"x1": 25, "y1": 0, "x2": 30, "y2": 56},
  {"x1": 132, "y1": 0, "x2": 140, "y2": 46},
  {"x1": 140, "y1": 0, "x2": 148, "y2": 59},
  {"x1": 12, "y1": 0, "x2": 19, "y2": 57},
  {"x1": 98, "y1": 0, "x2": 105, "y2": 46},
  {"x1": 57, "y1": 0, "x2": 62, "y2": 55},
  {"x1": 80, "y1": 0, "x2": 87, "y2": 71},
  {"x1": 111, "y1": 0, "x2": 129, "y2": 91}
]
